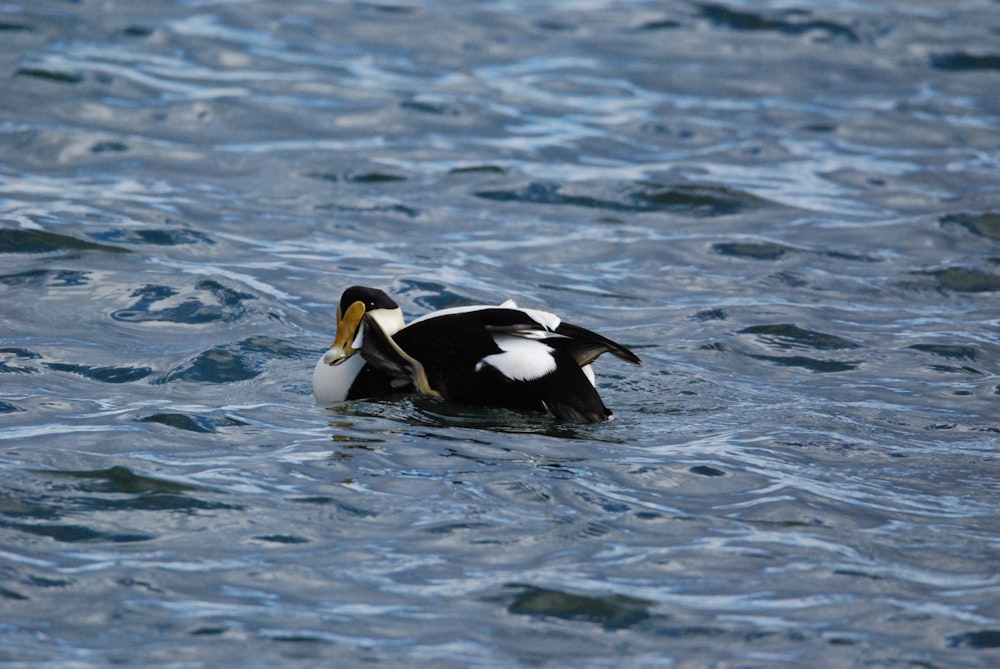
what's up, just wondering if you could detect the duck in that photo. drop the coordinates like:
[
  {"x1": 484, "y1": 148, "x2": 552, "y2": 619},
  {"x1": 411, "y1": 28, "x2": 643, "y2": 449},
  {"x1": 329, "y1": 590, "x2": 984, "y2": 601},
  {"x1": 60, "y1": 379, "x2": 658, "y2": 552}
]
[{"x1": 312, "y1": 285, "x2": 641, "y2": 423}]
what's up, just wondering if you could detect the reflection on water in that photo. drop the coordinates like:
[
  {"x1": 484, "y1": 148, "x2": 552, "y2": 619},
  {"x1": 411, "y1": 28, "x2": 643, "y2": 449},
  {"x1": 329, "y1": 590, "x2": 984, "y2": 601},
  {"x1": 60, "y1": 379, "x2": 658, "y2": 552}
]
[{"x1": 2, "y1": 0, "x2": 999, "y2": 667}]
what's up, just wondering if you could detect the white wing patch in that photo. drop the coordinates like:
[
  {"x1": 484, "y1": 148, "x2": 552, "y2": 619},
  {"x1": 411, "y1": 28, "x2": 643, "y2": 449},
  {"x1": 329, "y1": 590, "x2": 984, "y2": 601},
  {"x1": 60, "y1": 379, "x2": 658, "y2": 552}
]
[{"x1": 475, "y1": 335, "x2": 557, "y2": 382}]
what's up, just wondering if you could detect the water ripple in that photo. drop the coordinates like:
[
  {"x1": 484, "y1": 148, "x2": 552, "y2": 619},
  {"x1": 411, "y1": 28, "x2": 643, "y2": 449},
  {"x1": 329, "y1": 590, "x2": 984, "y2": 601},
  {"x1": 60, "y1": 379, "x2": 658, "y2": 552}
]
[{"x1": 2, "y1": 2, "x2": 998, "y2": 667}]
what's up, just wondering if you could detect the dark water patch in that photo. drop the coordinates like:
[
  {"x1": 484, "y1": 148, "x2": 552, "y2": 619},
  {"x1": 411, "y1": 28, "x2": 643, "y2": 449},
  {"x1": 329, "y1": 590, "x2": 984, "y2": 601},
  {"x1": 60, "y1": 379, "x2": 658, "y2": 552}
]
[
  {"x1": 400, "y1": 98, "x2": 461, "y2": 116},
  {"x1": 264, "y1": 631, "x2": 328, "y2": 644},
  {"x1": 578, "y1": 521, "x2": 613, "y2": 538},
  {"x1": 0, "y1": 228, "x2": 130, "y2": 255},
  {"x1": 0, "y1": 401, "x2": 26, "y2": 414},
  {"x1": 422, "y1": 521, "x2": 494, "y2": 535},
  {"x1": 448, "y1": 165, "x2": 506, "y2": 175},
  {"x1": 302, "y1": 170, "x2": 339, "y2": 183},
  {"x1": 112, "y1": 284, "x2": 180, "y2": 322},
  {"x1": 0, "y1": 268, "x2": 49, "y2": 287},
  {"x1": 475, "y1": 182, "x2": 605, "y2": 208},
  {"x1": 713, "y1": 241, "x2": 794, "y2": 260},
  {"x1": 535, "y1": 18, "x2": 575, "y2": 31},
  {"x1": 0, "y1": 492, "x2": 52, "y2": 518},
  {"x1": 158, "y1": 336, "x2": 306, "y2": 384},
  {"x1": 746, "y1": 353, "x2": 859, "y2": 373},
  {"x1": 576, "y1": 490, "x2": 630, "y2": 514},
  {"x1": 90, "y1": 228, "x2": 215, "y2": 246},
  {"x1": 475, "y1": 182, "x2": 769, "y2": 216},
  {"x1": 0, "y1": 348, "x2": 42, "y2": 374},
  {"x1": 55, "y1": 466, "x2": 201, "y2": 495},
  {"x1": 639, "y1": 18, "x2": 682, "y2": 31},
  {"x1": 640, "y1": 122, "x2": 734, "y2": 149},
  {"x1": 822, "y1": 248, "x2": 881, "y2": 263},
  {"x1": 0, "y1": 269, "x2": 90, "y2": 287},
  {"x1": 158, "y1": 346, "x2": 259, "y2": 384},
  {"x1": 649, "y1": 624, "x2": 733, "y2": 641},
  {"x1": 306, "y1": 166, "x2": 410, "y2": 185},
  {"x1": 833, "y1": 569, "x2": 885, "y2": 581},
  {"x1": 1, "y1": 520, "x2": 152, "y2": 544},
  {"x1": 14, "y1": 67, "x2": 83, "y2": 84},
  {"x1": 926, "y1": 364, "x2": 983, "y2": 376},
  {"x1": 906, "y1": 344, "x2": 978, "y2": 361},
  {"x1": 346, "y1": 171, "x2": 407, "y2": 183},
  {"x1": 315, "y1": 201, "x2": 420, "y2": 218},
  {"x1": 44, "y1": 362, "x2": 153, "y2": 384},
  {"x1": 289, "y1": 497, "x2": 378, "y2": 518},
  {"x1": 0, "y1": 21, "x2": 33, "y2": 32},
  {"x1": 0, "y1": 585, "x2": 29, "y2": 601},
  {"x1": 51, "y1": 269, "x2": 91, "y2": 286},
  {"x1": 190, "y1": 626, "x2": 228, "y2": 636},
  {"x1": 504, "y1": 584, "x2": 652, "y2": 630},
  {"x1": 948, "y1": 629, "x2": 1000, "y2": 649},
  {"x1": 27, "y1": 575, "x2": 74, "y2": 588},
  {"x1": 90, "y1": 140, "x2": 128, "y2": 154},
  {"x1": 194, "y1": 280, "x2": 254, "y2": 309},
  {"x1": 239, "y1": 336, "x2": 310, "y2": 360},
  {"x1": 739, "y1": 324, "x2": 861, "y2": 351},
  {"x1": 905, "y1": 267, "x2": 1000, "y2": 293},
  {"x1": 139, "y1": 413, "x2": 219, "y2": 433},
  {"x1": 254, "y1": 534, "x2": 310, "y2": 544},
  {"x1": 118, "y1": 577, "x2": 165, "y2": 593},
  {"x1": 773, "y1": 271, "x2": 808, "y2": 288},
  {"x1": 105, "y1": 494, "x2": 229, "y2": 512},
  {"x1": 941, "y1": 212, "x2": 1000, "y2": 240},
  {"x1": 693, "y1": 308, "x2": 727, "y2": 321},
  {"x1": 802, "y1": 122, "x2": 837, "y2": 133},
  {"x1": 357, "y1": 2, "x2": 416, "y2": 15},
  {"x1": 122, "y1": 25, "x2": 154, "y2": 38},
  {"x1": 690, "y1": 465, "x2": 726, "y2": 477},
  {"x1": 112, "y1": 280, "x2": 255, "y2": 324},
  {"x1": 931, "y1": 52, "x2": 1000, "y2": 71},
  {"x1": 504, "y1": 481, "x2": 551, "y2": 504},
  {"x1": 38, "y1": 467, "x2": 230, "y2": 512},
  {"x1": 698, "y1": 4, "x2": 859, "y2": 42},
  {"x1": 629, "y1": 183, "x2": 770, "y2": 216}
]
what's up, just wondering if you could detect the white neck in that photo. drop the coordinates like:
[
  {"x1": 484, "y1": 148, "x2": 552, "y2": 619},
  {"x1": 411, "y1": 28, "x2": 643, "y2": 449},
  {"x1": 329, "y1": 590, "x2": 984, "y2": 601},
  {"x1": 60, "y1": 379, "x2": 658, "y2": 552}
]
[
  {"x1": 364, "y1": 307, "x2": 405, "y2": 339},
  {"x1": 313, "y1": 353, "x2": 366, "y2": 405}
]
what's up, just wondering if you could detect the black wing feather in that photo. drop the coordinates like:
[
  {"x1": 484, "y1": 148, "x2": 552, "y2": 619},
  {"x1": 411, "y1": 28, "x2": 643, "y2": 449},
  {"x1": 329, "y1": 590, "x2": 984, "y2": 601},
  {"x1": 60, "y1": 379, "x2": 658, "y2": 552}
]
[
  {"x1": 553, "y1": 321, "x2": 642, "y2": 367},
  {"x1": 358, "y1": 306, "x2": 637, "y2": 424}
]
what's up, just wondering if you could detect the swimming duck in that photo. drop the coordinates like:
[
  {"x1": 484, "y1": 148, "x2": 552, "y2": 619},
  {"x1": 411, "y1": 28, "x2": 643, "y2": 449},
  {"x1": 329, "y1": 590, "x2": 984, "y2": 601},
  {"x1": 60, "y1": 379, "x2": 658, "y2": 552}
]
[{"x1": 312, "y1": 286, "x2": 641, "y2": 423}]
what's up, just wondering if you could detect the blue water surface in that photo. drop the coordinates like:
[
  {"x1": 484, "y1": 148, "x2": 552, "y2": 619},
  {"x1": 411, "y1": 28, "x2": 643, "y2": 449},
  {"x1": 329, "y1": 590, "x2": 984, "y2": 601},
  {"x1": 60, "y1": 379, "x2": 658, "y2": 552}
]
[{"x1": 1, "y1": 1, "x2": 998, "y2": 667}]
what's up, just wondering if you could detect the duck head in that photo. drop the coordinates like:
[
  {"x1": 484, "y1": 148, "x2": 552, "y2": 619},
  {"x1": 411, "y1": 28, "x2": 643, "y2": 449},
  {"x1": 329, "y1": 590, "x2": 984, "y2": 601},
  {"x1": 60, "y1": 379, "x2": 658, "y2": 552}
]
[{"x1": 321, "y1": 286, "x2": 405, "y2": 365}]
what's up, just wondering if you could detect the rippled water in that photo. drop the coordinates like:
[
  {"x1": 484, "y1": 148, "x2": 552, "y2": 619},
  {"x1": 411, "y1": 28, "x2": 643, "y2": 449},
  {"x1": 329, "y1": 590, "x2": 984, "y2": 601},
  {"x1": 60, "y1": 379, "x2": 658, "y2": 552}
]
[{"x1": 2, "y1": 1, "x2": 999, "y2": 667}]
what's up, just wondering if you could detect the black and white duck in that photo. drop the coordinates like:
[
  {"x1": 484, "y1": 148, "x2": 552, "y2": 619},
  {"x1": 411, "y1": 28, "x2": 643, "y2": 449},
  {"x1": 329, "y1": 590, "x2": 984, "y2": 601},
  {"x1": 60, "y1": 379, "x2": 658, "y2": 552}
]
[{"x1": 312, "y1": 286, "x2": 640, "y2": 423}]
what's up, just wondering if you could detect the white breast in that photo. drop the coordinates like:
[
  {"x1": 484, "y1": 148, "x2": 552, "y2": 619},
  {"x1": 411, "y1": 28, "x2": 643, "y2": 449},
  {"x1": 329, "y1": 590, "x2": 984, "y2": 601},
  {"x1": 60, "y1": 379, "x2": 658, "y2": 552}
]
[{"x1": 312, "y1": 353, "x2": 366, "y2": 405}]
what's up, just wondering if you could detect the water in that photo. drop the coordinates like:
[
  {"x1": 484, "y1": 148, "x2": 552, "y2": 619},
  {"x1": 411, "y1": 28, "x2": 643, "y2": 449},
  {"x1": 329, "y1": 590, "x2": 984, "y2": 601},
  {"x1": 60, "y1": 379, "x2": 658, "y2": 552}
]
[{"x1": 1, "y1": 1, "x2": 998, "y2": 667}]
